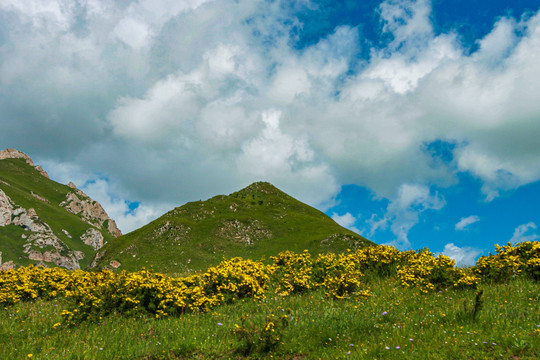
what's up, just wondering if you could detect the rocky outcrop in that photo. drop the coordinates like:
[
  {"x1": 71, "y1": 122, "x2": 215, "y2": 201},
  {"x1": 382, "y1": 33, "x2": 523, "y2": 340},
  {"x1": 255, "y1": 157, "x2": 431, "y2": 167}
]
[
  {"x1": 0, "y1": 189, "x2": 83, "y2": 270},
  {"x1": 1, "y1": 149, "x2": 124, "y2": 270},
  {"x1": 60, "y1": 187, "x2": 122, "y2": 237},
  {"x1": 30, "y1": 191, "x2": 48, "y2": 203},
  {"x1": 80, "y1": 227, "x2": 105, "y2": 251},
  {"x1": 0, "y1": 148, "x2": 49, "y2": 178},
  {"x1": 1, "y1": 260, "x2": 15, "y2": 271},
  {"x1": 216, "y1": 219, "x2": 271, "y2": 245},
  {"x1": 0, "y1": 189, "x2": 14, "y2": 226}
]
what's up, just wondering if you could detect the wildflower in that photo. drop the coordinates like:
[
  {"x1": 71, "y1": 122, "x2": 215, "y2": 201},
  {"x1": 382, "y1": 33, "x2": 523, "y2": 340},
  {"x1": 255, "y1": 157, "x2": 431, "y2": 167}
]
[
  {"x1": 382, "y1": 311, "x2": 388, "y2": 315},
  {"x1": 217, "y1": 323, "x2": 223, "y2": 326},
  {"x1": 396, "y1": 346, "x2": 400, "y2": 349}
]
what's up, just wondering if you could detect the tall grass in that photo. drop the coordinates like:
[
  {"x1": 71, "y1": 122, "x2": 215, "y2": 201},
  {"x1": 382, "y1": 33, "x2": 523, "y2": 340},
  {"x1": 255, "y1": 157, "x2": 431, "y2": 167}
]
[{"x1": 1, "y1": 276, "x2": 538, "y2": 359}]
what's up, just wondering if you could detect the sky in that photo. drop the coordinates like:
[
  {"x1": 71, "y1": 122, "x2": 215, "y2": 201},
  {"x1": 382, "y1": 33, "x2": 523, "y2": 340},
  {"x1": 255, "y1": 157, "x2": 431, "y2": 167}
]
[{"x1": 1, "y1": 0, "x2": 540, "y2": 266}]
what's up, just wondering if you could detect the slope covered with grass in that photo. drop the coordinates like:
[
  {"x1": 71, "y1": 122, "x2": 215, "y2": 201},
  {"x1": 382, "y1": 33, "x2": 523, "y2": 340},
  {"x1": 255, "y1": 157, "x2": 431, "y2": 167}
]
[
  {"x1": 1, "y1": 242, "x2": 539, "y2": 359},
  {"x1": 92, "y1": 182, "x2": 372, "y2": 273},
  {"x1": 0, "y1": 158, "x2": 115, "y2": 268}
]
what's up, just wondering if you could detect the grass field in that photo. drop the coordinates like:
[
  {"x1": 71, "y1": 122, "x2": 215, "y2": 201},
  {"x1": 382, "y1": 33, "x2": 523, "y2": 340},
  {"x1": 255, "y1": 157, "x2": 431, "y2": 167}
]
[
  {"x1": 1, "y1": 249, "x2": 539, "y2": 359},
  {"x1": 1, "y1": 278, "x2": 538, "y2": 359}
]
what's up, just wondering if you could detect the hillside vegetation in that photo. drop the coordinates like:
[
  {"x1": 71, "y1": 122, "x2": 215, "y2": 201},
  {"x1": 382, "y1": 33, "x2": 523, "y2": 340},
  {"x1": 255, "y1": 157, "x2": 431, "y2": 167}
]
[
  {"x1": 1, "y1": 241, "x2": 538, "y2": 359},
  {"x1": 92, "y1": 182, "x2": 372, "y2": 273},
  {"x1": 0, "y1": 154, "x2": 119, "y2": 270}
]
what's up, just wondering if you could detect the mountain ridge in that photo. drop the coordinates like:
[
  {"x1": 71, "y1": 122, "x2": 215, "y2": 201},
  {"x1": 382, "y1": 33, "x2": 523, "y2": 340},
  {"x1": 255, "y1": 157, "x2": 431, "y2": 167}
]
[
  {"x1": 1, "y1": 148, "x2": 374, "y2": 274},
  {"x1": 0, "y1": 149, "x2": 121, "y2": 270},
  {"x1": 91, "y1": 181, "x2": 373, "y2": 273}
]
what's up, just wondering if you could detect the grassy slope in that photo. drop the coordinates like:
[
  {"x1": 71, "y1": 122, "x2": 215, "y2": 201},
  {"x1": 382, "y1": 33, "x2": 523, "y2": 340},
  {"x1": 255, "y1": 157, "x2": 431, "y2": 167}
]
[
  {"x1": 0, "y1": 159, "x2": 114, "y2": 268},
  {"x1": 95, "y1": 182, "x2": 373, "y2": 273},
  {"x1": 1, "y1": 277, "x2": 538, "y2": 359}
]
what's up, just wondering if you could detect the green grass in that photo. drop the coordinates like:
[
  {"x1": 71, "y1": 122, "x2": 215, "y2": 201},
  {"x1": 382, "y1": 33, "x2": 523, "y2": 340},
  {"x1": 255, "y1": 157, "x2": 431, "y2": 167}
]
[
  {"x1": 1, "y1": 276, "x2": 538, "y2": 359},
  {"x1": 0, "y1": 158, "x2": 114, "y2": 268},
  {"x1": 94, "y1": 182, "x2": 373, "y2": 274}
]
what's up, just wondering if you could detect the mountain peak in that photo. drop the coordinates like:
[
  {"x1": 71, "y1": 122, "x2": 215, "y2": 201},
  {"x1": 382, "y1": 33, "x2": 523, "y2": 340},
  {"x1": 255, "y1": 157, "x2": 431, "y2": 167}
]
[
  {"x1": 230, "y1": 181, "x2": 289, "y2": 198},
  {"x1": 0, "y1": 148, "x2": 49, "y2": 178},
  {"x1": 91, "y1": 182, "x2": 373, "y2": 273}
]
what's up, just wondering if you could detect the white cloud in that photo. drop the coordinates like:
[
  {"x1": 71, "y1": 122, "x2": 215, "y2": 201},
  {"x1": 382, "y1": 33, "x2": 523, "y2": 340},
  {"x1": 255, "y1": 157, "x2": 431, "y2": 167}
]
[
  {"x1": 370, "y1": 184, "x2": 445, "y2": 249},
  {"x1": 237, "y1": 110, "x2": 339, "y2": 209},
  {"x1": 40, "y1": 160, "x2": 169, "y2": 233},
  {"x1": 455, "y1": 215, "x2": 480, "y2": 231},
  {"x1": 81, "y1": 179, "x2": 169, "y2": 234},
  {"x1": 331, "y1": 212, "x2": 360, "y2": 234},
  {"x1": 510, "y1": 222, "x2": 539, "y2": 244},
  {"x1": 113, "y1": 17, "x2": 150, "y2": 50},
  {"x1": 441, "y1": 243, "x2": 482, "y2": 267},
  {"x1": 2, "y1": 0, "x2": 540, "y2": 233}
]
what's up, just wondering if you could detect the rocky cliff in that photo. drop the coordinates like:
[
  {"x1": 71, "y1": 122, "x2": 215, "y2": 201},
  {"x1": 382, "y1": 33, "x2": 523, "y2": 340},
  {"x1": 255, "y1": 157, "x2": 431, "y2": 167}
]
[
  {"x1": 61, "y1": 182, "x2": 122, "y2": 237},
  {"x1": 0, "y1": 149, "x2": 121, "y2": 270},
  {"x1": 0, "y1": 189, "x2": 83, "y2": 269}
]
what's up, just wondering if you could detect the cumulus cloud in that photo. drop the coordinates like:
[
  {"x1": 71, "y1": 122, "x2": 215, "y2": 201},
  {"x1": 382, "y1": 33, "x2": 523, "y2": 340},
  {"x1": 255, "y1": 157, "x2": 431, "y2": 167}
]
[
  {"x1": 40, "y1": 159, "x2": 170, "y2": 233},
  {"x1": 369, "y1": 184, "x2": 445, "y2": 249},
  {"x1": 2, "y1": 0, "x2": 540, "y2": 233},
  {"x1": 80, "y1": 179, "x2": 169, "y2": 234},
  {"x1": 455, "y1": 215, "x2": 480, "y2": 231},
  {"x1": 441, "y1": 243, "x2": 482, "y2": 267},
  {"x1": 510, "y1": 222, "x2": 539, "y2": 244},
  {"x1": 331, "y1": 212, "x2": 360, "y2": 234}
]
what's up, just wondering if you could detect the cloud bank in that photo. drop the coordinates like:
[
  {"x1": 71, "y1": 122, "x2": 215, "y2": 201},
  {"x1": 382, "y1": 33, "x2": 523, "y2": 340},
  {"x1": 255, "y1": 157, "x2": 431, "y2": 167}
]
[{"x1": 1, "y1": 0, "x2": 540, "y2": 240}]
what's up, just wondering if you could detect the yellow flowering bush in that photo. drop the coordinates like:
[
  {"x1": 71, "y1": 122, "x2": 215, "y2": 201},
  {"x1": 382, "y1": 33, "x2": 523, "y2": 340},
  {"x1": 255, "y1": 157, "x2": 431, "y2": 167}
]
[
  {"x1": 350, "y1": 245, "x2": 412, "y2": 277},
  {"x1": 271, "y1": 250, "x2": 313, "y2": 296},
  {"x1": 312, "y1": 252, "x2": 370, "y2": 299},
  {"x1": 9, "y1": 242, "x2": 537, "y2": 326},
  {"x1": 475, "y1": 241, "x2": 540, "y2": 282},
  {"x1": 0, "y1": 265, "x2": 76, "y2": 305},
  {"x1": 397, "y1": 249, "x2": 478, "y2": 292},
  {"x1": 203, "y1": 257, "x2": 276, "y2": 302}
]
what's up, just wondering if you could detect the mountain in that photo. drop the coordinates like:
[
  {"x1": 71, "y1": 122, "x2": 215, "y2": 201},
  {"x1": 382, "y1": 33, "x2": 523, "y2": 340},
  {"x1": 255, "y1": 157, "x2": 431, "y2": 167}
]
[
  {"x1": 0, "y1": 149, "x2": 121, "y2": 270},
  {"x1": 90, "y1": 182, "x2": 373, "y2": 273}
]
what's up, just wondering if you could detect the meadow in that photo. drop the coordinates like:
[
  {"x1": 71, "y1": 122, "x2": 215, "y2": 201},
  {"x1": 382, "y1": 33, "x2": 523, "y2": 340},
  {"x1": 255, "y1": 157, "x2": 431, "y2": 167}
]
[{"x1": 1, "y1": 242, "x2": 539, "y2": 359}]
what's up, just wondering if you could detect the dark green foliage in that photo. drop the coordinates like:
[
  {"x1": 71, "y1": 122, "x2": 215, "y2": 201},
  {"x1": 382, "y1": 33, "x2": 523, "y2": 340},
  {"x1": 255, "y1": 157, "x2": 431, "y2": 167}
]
[{"x1": 93, "y1": 182, "x2": 373, "y2": 273}]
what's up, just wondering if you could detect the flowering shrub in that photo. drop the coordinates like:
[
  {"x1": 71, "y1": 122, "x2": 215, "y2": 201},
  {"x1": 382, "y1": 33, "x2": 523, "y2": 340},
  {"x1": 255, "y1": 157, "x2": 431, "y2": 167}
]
[
  {"x1": 312, "y1": 252, "x2": 370, "y2": 299},
  {"x1": 475, "y1": 241, "x2": 540, "y2": 282},
  {"x1": 397, "y1": 249, "x2": 479, "y2": 292},
  {"x1": 351, "y1": 245, "x2": 412, "y2": 277},
  {"x1": 203, "y1": 257, "x2": 276, "y2": 302},
  {"x1": 271, "y1": 250, "x2": 313, "y2": 296},
  {"x1": 4, "y1": 242, "x2": 537, "y2": 326}
]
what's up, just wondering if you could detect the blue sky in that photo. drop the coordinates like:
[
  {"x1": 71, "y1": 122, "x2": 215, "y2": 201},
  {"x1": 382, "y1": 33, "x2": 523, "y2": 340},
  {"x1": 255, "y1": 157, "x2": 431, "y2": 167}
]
[{"x1": 1, "y1": 0, "x2": 540, "y2": 265}]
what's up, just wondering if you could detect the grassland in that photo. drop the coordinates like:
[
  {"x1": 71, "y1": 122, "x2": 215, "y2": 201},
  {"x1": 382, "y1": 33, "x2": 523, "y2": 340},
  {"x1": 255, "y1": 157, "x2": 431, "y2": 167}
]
[
  {"x1": 1, "y1": 276, "x2": 538, "y2": 359},
  {"x1": 2, "y1": 240, "x2": 539, "y2": 359}
]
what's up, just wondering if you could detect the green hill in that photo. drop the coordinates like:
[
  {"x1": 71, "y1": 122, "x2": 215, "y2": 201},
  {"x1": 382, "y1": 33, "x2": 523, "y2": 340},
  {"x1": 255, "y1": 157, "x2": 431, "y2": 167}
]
[
  {"x1": 91, "y1": 182, "x2": 373, "y2": 273},
  {"x1": 0, "y1": 149, "x2": 121, "y2": 270}
]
